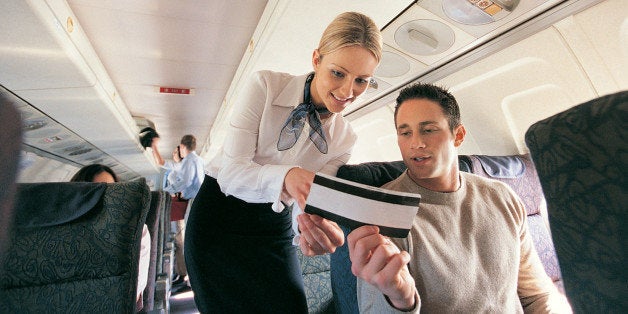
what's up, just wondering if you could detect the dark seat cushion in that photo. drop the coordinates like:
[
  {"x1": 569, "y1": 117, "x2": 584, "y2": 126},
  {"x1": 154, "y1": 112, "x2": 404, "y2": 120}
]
[
  {"x1": 13, "y1": 183, "x2": 106, "y2": 228},
  {"x1": 525, "y1": 90, "x2": 628, "y2": 312},
  {"x1": 1, "y1": 179, "x2": 150, "y2": 313}
]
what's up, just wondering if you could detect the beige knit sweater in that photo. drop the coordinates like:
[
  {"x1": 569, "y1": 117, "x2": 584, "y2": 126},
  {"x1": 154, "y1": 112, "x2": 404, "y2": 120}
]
[{"x1": 357, "y1": 172, "x2": 571, "y2": 313}]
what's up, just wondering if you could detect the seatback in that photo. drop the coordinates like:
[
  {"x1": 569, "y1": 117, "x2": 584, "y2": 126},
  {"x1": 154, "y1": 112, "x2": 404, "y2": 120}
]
[
  {"x1": 142, "y1": 191, "x2": 165, "y2": 312},
  {"x1": 153, "y1": 192, "x2": 172, "y2": 312},
  {"x1": 1, "y1": 179, "x2": 151, "y2": 313},
  {"x1": 465, "y1": 154, "x2": 563, "y2": 292},
  {"x1": 331, "y1": 157, "x2": 470, "y2": 314},
  {"x1": 525, "y1": 91, "x2": 627, "y2": 312},
  {"x1": 297, "y1": 249, "x2": 335, "y2": 313},
  {"x1": 0, "y1": 94, "x2": 22, "y2": 268}
]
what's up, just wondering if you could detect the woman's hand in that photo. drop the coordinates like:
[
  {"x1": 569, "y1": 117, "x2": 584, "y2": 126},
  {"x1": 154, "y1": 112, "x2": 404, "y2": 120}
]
[
  {"x1": 348, "y1": 225, "x2": 417, "y2": 311},
  {"x1": 298, "y1": 213, "x2": 344, "y2": 256},
  {"x1": 283, "y1": 167, "x2": 315, "y2": 210}
]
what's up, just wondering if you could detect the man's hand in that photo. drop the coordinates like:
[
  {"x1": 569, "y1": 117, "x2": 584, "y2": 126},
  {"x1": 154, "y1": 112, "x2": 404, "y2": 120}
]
[
  {"x1": 172, "y1": 147, "x2": 181, "y2": 162},
  {"x1": 348, "y1": 225, "x2": 417, "y2": 311},
  {"x1": 297, "y1": 213, "x2": 344, "y2": 256}
]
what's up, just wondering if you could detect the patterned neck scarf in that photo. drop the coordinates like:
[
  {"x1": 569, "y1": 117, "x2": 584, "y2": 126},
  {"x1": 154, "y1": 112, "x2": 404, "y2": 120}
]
[{"x1": 277, "y1": 73, "x2": 329, "y2": 154}]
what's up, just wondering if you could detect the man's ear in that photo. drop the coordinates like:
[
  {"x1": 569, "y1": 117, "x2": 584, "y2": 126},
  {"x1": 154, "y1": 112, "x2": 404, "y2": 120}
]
[{"x1": 453, "y1": 124, "x2": 466, "y2": 147}]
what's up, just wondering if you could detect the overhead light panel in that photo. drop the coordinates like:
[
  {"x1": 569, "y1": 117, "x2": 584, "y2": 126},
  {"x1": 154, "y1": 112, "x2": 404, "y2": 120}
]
[
  {"x1": 376, "y1": 51, "x2": 411, "y2": 78},
  {"x1": 442, "y1": 0, "x2": 519, "y2": 25}
]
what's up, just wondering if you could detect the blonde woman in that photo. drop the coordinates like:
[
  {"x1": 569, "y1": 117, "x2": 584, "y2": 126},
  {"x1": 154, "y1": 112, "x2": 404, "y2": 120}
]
[{"x1": 185, "y1": 12, "x2": 382, "y2": 313}]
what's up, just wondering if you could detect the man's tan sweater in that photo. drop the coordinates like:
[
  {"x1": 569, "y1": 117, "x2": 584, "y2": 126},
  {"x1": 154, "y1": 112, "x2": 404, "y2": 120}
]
[{"x1": 358, "y1": 172, "x2": 570, "y2": 313}]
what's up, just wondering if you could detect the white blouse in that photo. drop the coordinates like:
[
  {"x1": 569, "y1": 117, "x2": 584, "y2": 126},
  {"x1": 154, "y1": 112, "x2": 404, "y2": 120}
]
[{"x1": 208, "y1": 70, "x2": 358, "y2": 212}]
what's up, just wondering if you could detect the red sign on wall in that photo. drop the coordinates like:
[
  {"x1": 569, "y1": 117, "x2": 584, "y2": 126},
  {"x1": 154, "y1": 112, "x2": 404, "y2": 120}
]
[{"x1": 159, "y1": 87, "x2": 194, "y2": 95}]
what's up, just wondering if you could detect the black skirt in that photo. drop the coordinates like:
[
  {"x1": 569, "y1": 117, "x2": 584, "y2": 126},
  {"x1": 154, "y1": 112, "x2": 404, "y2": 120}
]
[{"x1": 185, "y1": 175, "x2": 307, "y2": 314}]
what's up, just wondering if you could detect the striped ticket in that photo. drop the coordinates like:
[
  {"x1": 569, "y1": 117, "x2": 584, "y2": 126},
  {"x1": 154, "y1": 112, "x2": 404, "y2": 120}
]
[{"x1": 304, "y1": 173, "x2": 420, "y2": 238}]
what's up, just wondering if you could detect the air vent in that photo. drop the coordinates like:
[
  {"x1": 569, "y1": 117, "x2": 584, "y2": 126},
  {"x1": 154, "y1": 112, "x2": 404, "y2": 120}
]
[{"x1": 394, "y1": 19, "x2": 455, "y2": 56}]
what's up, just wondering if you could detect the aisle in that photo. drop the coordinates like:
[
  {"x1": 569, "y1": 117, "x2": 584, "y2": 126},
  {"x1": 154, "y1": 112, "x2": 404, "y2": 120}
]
[{"x1": 170, "y1": 290, "x2": 199, "y2": 314}]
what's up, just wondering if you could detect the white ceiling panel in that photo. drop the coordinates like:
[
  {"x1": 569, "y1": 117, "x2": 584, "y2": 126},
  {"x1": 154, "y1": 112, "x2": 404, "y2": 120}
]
[
  {"x1": 66, "y1": 0, "x2": 268, "y2": 155},
  {"x1": 382, "y1": 4, "x2": 478, "y2": 66},
  {"x1": 0, "y1": 1, "x2": 97, "y2": 90}
]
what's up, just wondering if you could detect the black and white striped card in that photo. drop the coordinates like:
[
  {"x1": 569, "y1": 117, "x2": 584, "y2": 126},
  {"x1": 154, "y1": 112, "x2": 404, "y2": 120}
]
[{"x1": 304, "y1": 173, "x2": 420, "y2": 238}]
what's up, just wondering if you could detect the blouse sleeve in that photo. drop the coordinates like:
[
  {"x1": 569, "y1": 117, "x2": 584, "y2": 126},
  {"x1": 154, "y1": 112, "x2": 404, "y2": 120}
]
[{"x1": 216, "y1": 71, "x2": 294, "y2": 204}]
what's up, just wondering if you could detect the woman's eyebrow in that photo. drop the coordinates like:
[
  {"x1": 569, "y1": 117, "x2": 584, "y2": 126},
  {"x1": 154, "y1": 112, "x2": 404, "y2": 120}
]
[{"x1": 330, "y1": 63, "x2": 374, "y2": 78}]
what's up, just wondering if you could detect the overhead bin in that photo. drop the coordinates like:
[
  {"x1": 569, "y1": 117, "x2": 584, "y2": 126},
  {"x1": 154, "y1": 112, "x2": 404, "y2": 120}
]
[{"x1": 0, "y1": 0, "x2": 158, "y2": 179}]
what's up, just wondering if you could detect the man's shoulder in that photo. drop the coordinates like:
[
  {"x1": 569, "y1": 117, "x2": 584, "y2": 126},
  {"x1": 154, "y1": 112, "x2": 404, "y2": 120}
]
[
  {"x1": 381, "y1": 172, "x2": 410, "y2": 192},
  {"x1": 461, "y1": 172, "x2": 518, "y2": 198}
]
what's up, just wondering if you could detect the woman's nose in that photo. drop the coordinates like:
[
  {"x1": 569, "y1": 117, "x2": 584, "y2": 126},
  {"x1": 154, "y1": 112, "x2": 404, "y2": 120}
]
[{"x1": 338, "y1": 79, "x2": 354, "y2": 99}]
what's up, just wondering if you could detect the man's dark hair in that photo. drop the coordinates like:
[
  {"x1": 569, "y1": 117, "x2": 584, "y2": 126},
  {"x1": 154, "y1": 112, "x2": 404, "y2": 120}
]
[
  {"x1": 180, "y1": 134, "x2": 197, "y2": 151},
  {"x1": 394, "y1": 83, "x2": 461, "y2": 132},
  {"x1": 70, "y1": 164, "x2": 119, "y2": 182}
]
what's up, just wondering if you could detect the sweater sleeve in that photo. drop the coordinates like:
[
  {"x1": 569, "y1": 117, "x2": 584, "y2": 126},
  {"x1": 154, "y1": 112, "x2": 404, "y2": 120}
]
[
  {"x1": 516, "y1": 199, "x2": 572, "y2": 313},
  {"x1": 357, "y1": 279, "x2": 420, "y2": 314}
]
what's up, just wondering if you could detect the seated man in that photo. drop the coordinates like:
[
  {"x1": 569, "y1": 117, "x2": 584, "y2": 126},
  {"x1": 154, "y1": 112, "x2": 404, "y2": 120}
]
[{"x1": 347, "y1": 83, "x2": 571, "y2": 313}]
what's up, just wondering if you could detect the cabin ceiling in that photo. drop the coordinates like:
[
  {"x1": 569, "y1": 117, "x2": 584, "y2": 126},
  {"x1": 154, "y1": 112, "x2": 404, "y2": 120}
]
[{"x1": 0, "y1": 0, "x2": 607, "y2": 180}]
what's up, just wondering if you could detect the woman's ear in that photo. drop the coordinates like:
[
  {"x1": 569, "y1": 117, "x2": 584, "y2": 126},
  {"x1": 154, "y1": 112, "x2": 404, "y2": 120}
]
[{"x1": 312, "y1": 49, "x2": 321, "y2": 69}]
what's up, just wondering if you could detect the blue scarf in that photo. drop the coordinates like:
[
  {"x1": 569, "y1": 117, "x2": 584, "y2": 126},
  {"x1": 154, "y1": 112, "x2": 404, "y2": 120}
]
[{"x1": 277, "y1": 73, "x2": 329, "y2": 154}]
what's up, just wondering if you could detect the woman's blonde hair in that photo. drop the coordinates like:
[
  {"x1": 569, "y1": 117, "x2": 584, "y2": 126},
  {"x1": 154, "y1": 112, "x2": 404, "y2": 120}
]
[{"x1": 317, "y1": 12, "x2": 383, "y2": 62}]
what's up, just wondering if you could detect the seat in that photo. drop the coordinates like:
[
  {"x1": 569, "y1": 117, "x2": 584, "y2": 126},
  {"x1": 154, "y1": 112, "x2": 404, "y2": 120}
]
[
  {"x1": 154, "y1": 192, "x2": 173, "y2": 312},
  {"x1": 465, "y1": 154, "x2": 563, "y2": 292},
  {"x1": 297, "y1": 249, "x2": 335, "y2": 313},
  {"x1": 1, "y1": 179, "x2": 151, "y2": 313},
  {"x1": 140, "y1": 191, "x2": 165, "y2": 312},
  {"x1": 525, "y1": 91, "x2": 628, "y2": 312},
  {"x1": 0, "y1": 92, "x2": 22, "y2": 281}
]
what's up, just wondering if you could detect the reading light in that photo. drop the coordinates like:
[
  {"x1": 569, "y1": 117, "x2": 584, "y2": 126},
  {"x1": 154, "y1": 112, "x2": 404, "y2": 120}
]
[
  {"x1": 394, "y1": 19, "x2": 455, "y2": 56},
  {"x1": 442, "y1": 0, "x2": 518, "y2": 25},
  {"x1": 376, "y1": 51, "x2": 411, "y2": 78}
]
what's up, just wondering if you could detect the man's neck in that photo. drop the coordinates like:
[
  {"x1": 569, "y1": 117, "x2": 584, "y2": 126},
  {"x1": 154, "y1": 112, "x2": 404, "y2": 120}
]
[{"x1": 409, "y1": 168, "x2": 461, "y2": 193}]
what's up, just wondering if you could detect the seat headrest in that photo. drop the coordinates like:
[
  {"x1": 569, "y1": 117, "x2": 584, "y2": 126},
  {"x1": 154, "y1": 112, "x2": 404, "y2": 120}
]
[
  {"x1": 14, "y1": 183, "x2": 107, "y2": 228},
  {"x1": 475, "y1": 155, "x2": 525, "y2": 178}
]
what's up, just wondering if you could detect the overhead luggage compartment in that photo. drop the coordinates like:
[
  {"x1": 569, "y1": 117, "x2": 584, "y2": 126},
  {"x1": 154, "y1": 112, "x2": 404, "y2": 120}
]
[{"x1": 0, "y1": 0, "x2": 158, "y2": 179}]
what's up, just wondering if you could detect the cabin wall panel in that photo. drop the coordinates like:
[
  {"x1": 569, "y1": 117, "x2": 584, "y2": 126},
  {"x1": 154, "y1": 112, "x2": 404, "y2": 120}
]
[
  {"x1": 17, "y1": 152, "x2": 79, "y2": 183},
  {"x1": 437, "y1": 26, "x2": 599, "y2": 155},
  {"x1": 554, "y1": 0, "x2": 627, "y2": 95}
]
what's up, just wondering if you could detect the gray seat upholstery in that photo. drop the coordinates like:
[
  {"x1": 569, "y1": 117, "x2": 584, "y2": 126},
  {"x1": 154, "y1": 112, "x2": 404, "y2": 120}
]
[
  {"x1": 297, "y1": 249, "x2": 335, "y2": 313},
  {"x1": 154, "y1": 192, "x2": 173, "y2": 312},
  {"x1": 141, "y1": 191, "x2": 165, "y2": 312},
  {"x1": 1, "y1": 179, "x2": 151, "y2": 313},
  {"x1": 0, "y1": 91, "x2": 22, "y2": 284},
  {"x1": 525, "y1": 91, "x2": 628, "y2": 312}
]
